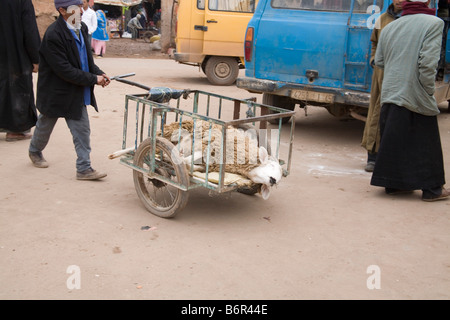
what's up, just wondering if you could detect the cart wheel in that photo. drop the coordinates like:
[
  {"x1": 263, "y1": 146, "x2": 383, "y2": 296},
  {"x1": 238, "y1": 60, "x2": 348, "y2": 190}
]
[
  {"x1": 133, "y1": 137, "x2": 189, "y2": 218},
  {"x1": 205, "y1": 56, "x2": 239, "y2": 86}
]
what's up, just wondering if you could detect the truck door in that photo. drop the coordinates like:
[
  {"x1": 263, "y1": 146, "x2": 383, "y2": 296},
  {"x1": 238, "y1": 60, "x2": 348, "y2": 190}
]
[
  {"x1": 203, "y1": 0, "x2": 257, "y2": 57},
  {"x1": 344, "y1": 0, "x2": 382, "y2": 91},
  {"x1": 175, "y1": 0, "x2": 206, "y2": 64}
]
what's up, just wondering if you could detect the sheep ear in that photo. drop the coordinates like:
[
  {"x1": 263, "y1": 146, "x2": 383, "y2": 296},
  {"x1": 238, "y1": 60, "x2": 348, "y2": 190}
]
[
  {"x1": 260, "y1": 184, "x2": 271, "y2": 200},
  {"x1": 259, "y1": 147, "x2": 268, "y2": 163}
]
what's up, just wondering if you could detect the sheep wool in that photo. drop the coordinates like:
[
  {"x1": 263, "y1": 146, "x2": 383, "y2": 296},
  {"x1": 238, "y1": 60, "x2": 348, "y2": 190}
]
[{"x1": 160, "y1": 120, "x2": 261, "y2": 177}]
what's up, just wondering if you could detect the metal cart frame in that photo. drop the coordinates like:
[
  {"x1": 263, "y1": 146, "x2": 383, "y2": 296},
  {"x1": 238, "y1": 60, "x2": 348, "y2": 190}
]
[{"x1": 111, "y1": 86, "x2": 296, "y2": 218}]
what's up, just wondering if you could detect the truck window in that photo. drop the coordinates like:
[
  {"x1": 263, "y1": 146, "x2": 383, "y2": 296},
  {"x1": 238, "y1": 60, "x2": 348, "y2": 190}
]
[
  {"x1": 198, "y1": 0, "x2": 205, "y2": 9},
  {"x1": 271, "y1": 0, "x2": 383, "y2": 13},
  {"x1": 209, "y1": 0, "x2": 256, "y2": 12}
]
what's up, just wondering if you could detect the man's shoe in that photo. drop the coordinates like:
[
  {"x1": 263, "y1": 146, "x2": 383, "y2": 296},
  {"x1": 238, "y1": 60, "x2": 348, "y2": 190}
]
[
  {"x1": 422, "y1": 188, "x2": 450, "y2": 202},
  {"x1": 76, "y1": 168, "x2": 107, "y2": 180},
  {"x1": 29, "y1": 151, "x2": 49, "y2": 168},
  {"x1": 6, "y1": 132, "x2": 32, "y2": 142},
  {"x1": 364, "y1": 161, "x2": 375, "y2": 172}
]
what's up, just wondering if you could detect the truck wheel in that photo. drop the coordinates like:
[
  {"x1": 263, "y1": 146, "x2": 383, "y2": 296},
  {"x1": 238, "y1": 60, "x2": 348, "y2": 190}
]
[
  {"x1": 262, "y1": 93, "x2": 295, "y2": 124},
  {"x1": 205, "y1": 56, "x2": 239, "y2": 86}
]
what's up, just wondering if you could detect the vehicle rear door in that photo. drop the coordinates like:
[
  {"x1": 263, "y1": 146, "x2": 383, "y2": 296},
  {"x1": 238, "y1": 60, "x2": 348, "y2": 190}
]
[
  {"x1": 344, "y1": 0, "x2": 383, "y2": 91},
  {"x1": 175, "y1": 0, "x2": 206, "y2": 63},
  {"x1": 253, "y1": 0, "x2": 384, "y2": 92}
]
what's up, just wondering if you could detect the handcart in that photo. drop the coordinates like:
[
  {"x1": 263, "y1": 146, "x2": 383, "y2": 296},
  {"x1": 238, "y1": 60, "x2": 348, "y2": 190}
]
[{"x1": 109, "y1": 74, "x2": 296, "y2": 218}]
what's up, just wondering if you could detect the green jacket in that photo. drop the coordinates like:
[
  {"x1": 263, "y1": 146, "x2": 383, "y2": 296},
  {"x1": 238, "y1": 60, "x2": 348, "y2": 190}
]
[{"x1": 375, "y1": 14, "x2": 444, "y2": 116}]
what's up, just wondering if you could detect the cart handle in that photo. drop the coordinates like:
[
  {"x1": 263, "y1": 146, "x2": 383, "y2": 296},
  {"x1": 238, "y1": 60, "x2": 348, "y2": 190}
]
[
  {"x1": 111, "y1": 72, "x2": 151, "y2": 91},
  {"x1": 110, "y1": 72, "x2": 136, "y2": 80},
  {"x1": 113, "y1": 78, "x2": 151, "y2": 91}
]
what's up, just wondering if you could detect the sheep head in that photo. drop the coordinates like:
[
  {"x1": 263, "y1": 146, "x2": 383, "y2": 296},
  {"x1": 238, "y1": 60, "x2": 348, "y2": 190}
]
[{"x1": 247, "y1": 147, "x2": 283, "y2": 200}]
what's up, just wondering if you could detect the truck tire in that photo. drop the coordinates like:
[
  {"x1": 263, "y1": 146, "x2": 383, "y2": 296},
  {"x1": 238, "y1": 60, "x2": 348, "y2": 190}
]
[
  {"x1": 262, "y1": 93, "x2": 295, "y2": 124},
  {"x1": 205, "y1": 56, "x2": 239, "y2": 86}
]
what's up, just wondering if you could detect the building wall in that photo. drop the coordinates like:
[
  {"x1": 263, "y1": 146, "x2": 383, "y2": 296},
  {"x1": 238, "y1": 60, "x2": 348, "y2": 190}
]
[{"x1": 160, "y1": 0, "x2": 177, "y2": 53}]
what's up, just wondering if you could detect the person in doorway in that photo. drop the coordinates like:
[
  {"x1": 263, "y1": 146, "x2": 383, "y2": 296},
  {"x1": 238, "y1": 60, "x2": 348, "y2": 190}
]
[
  {"x1": 361, "y1": 0, "x2": 404, "y2": 172},
  {"x1": 81, "y1": 0, "x2": 97, "y2": 46},
  {"x1": 29, "y1": 0, "x2": 110, "y2": 180},
  {"x1": 371, "y1": 0, "x2": 449, "y2": 201},
  {"x1": 127, "y1": 14, "x2": 143, "y2": 40},
  {"x1": 0, "y1": 0, "x2": 41, "y2": 141},
  {"x1": 138, "y1": 9, "x2": 147, "y2": 29},
  {"x1": 152, "y1": 9, "x2": 161, "y2": 29},
  {"x1": 91, "y1": 9, "x2": 109, "y2": 57}
]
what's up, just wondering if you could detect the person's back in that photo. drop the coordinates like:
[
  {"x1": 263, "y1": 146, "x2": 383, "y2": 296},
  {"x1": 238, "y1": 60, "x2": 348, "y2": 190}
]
[
  {"x1": 376, "y1": 13, "x2": 444, "y2": 115},
  {"x1": 91, "y1": 9, "x2": 108, "y2": 56}
]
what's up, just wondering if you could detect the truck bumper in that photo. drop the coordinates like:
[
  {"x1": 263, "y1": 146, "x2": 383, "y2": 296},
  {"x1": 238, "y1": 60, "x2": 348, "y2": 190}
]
[{"x1": 236, "y1": 77, "x2": 370, "y2": 108}]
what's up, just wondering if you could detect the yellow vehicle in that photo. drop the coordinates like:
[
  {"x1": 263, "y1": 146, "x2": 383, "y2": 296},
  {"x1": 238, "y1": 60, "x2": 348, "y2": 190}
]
[{"x1": 174, "y1": 0, "x2": 258, "y2": 86}]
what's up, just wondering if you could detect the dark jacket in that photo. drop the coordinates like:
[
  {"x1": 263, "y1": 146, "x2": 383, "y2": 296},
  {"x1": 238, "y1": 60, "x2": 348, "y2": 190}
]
[
  {"x1": 37, "y1": 15, "x2": 104, "y2": 120},
  {"x1": 0, "y1": 0, "x2": 40, "y2": 132}
]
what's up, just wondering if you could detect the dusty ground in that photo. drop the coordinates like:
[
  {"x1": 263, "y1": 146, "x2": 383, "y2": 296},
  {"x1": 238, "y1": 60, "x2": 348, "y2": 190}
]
[{"x1": 1, "y1": 57, "x2": 450, "y2": 301}]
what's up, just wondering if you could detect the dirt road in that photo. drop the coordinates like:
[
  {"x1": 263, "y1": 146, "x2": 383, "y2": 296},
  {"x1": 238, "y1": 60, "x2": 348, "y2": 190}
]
[{"x1": 1, "y1": 58, "x2": 449, "y2": 300}]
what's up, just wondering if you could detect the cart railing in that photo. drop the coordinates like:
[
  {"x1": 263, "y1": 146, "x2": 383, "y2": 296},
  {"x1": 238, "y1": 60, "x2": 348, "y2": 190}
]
[{"x1": 117, "y1": 90, "x2": 296, "y2": 193}]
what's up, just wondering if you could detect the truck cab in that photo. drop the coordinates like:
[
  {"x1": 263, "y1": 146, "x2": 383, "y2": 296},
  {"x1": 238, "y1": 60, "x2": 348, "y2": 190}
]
[
  {"x1": 174, "y1": 0, "x2": 258, "y2": 86},
  {"x1": 237, "y1": 0, "x2": 450, "y2": 120}
]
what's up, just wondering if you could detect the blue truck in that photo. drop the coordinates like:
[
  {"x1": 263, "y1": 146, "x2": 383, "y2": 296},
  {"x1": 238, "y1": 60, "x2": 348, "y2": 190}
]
[{"x1": 237, "y1": 0, "x2": 450, "y2": 121}]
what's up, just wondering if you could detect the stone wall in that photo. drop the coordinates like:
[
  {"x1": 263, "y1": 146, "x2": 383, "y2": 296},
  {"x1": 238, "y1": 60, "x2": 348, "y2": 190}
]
[
  {"x1": 32, "y1": 0, "x2": 58, "y2": 38},
  {"x1": 160, "y1": 0, "x2": 177, "y2": 53}
]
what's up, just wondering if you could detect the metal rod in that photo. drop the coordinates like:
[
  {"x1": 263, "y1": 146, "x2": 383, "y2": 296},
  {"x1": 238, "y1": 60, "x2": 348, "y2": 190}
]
[
  {"x1": 122, "y1": 97, "x2": 129, "y2": 149},
  {"x1": 206, "y1": 94, "x2": 210, "y2": 117},
  {"x1": 114, "y1": 77, "x2": 151, "y2": 91},
  {"x1": 205, "y1": 122, "x2": 213, "y2": 182},
  {"x1": 218, "y1": 98, "x2": 222, "y2": 119},
  {"x1": 233, "y1": 100, "x2": 240, "y2": 120},
  {"x1": 287, "y1": 116, "x2": 296, "y2": 176},
  {"x1": 110, "y1": 72, "x2": 136, "y2": 80}
]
